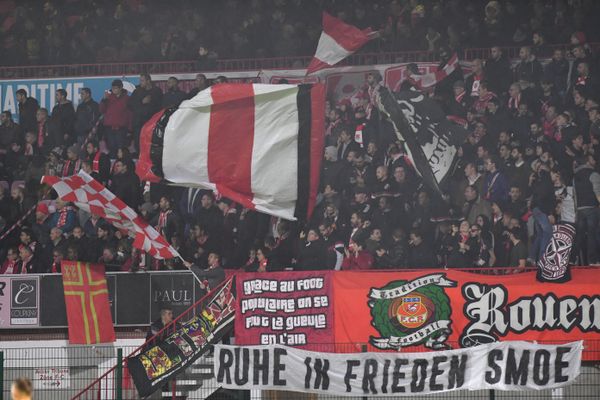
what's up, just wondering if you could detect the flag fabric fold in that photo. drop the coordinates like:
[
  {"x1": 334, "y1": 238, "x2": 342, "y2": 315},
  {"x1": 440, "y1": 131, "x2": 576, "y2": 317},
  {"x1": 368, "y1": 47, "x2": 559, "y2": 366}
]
[
  {"x1": 136, "y1": 83, "x2": 325, "y2": 221},
  {"x1": 61, "y1": 261, "x2": 115, "y2": 344},
  {"x1": 42, "y1": 171, "x2": 179, "y2": 259},
  {"x1": 408, "y1": 53, "x2": 459, "y2": 89},
  {"x1": 377, "y1": 87, "x2": 468, "y2": 197},
  {"x1": 307, "y1": 12, "x2": 377, "y2": 75}
]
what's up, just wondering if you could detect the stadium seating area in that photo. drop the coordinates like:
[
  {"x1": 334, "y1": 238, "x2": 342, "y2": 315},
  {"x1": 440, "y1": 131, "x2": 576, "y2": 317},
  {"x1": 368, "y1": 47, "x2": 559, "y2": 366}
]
[{"x1": 1, "y1": 0, "x2": 600, "y2": 275}]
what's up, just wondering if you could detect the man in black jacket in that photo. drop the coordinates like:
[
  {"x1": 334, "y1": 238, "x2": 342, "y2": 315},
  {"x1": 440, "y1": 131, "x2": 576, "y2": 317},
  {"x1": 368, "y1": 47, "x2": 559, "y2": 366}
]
[
  {"x1": 129, "y1": 73, "x2": 163, "y2": 144},
  {"x1": 85, "y1": 141, "x2": 110, "y2": 185},
  {"x1": 51, "y1": 89, "x2": 76, "y2": 145},
  {"x1": 16, "y1": 89, "x2": 39, "y2": 133},
  {"x1": 74, "y1": 87, "x2": 100, "y2": 148}
]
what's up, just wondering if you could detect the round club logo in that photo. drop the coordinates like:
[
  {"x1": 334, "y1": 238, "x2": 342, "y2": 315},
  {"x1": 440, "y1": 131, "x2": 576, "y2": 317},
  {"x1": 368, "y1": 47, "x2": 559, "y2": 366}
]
[{"x1": 368, "y1": 274, "x2": 456, "y2": 350}]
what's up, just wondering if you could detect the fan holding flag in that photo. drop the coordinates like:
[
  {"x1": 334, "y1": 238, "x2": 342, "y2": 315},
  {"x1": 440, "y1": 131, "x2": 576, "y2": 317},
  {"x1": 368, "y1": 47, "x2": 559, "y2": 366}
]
[{"x1": 307, "y1": 12, "x2": 379, "y2": 75}]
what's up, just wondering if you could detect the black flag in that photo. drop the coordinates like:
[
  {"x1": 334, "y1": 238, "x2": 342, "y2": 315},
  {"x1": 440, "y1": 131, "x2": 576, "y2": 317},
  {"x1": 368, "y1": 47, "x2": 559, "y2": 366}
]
[{"x1": 377, "y1": 87, "x2": 468, "y2": 197}]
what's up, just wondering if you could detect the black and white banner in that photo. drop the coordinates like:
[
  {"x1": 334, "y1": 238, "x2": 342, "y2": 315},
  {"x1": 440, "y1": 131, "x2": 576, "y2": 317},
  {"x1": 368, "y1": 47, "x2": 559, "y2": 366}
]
[
  {"x1": 215, "y1": 341, "x2": 582, "y2": 396},
  {"x1": 537, "y1": 224, "x2": 575, "y2": 283},
  {"x1": 376, "y1": 87, "x2": 468, "y2": 196}
]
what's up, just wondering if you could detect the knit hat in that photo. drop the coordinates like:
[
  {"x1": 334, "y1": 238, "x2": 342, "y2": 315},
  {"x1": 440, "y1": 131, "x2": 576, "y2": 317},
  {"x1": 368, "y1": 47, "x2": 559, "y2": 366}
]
[
  {"x1": 36, "y1": 202, "x2": 49, "y2": 215},
  {"x1": 111, "y1": 79, "x2": 123, "y2": 88}
]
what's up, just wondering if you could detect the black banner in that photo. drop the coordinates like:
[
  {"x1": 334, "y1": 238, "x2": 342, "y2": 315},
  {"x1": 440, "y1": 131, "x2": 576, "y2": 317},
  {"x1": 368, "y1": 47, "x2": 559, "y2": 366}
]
[
  {"x1": 127, "y1": 277, "x2": 236, "y2": 398},
  {"x1": 377, "y1": 87, "x2": 468, "y2": 196}
]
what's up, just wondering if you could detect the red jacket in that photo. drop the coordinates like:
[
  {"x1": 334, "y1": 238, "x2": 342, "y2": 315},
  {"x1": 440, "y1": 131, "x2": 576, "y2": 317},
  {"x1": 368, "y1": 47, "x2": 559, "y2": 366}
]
[
  {"x1": 341, "y1": 250, "x2": 374, "y2": 270},
  {"x1": 100, "y1": 93, "x2": 131, "y2": 130}
]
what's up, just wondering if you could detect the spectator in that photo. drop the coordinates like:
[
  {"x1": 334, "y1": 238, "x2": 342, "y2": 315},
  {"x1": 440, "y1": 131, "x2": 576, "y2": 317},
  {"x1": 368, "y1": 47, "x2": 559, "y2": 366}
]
[
  {"x1": 447, "y1": 220, "x2": 477, "y2": 268},
  {"x1": 462, "y1": 185, "x2": 492, "y2": 225},
  {"x1": 0, "y1": 111, "x2": 22, "y2": 153},
  {"x1": 99, "y1": 79, "x2": 131, "y2": 158},
  {"x1": 544, "y1": 49, "x2": 569, "y2": 96},
  {"x1": 51, "y1": 88, "x2": 75, "y2": 145},
  {"x1": 85, "y1": 141, "x2": 110, "y2": 185},
  {"x1": 48, "y1": 199, "x2": 76, "y2": 234},
  {"x1": 152, "y1": 196, "x2": 181, "y2": 243},
  {"x1": 62, "y1": 145, "x2": 81, "y2": 177},
  {"x1": 483, "y1": 156, "x2": 509, "y2": 203},
  {"x1": 188, "y1": 74, "x2": 209, "y2": 98},
  {"x1": 11, "y1": 377, "x2": 33, "y2": 400},
  {"x1": 407, "y1": 230, "x2": 437, "y2": 267},
  {"x1": 74, "y1": 87, "x2": 100, "y2": 149},
  {"x1": 35, "y1": 108, "x2": 62, "y2": 153},
  {"x1": 513, "y1": 46, "x2": 543, "y2": 88},
  {"x1": 146, "y1": 306, "x2": 175, "y2": 342},
  {"x1": 196, "y1": 46, "x2": 217, "y2": 71},
  {"x1": 0, "y1": 247, "x2": 19, "y2": 274},
  {"x1": 16, "y1": 89, "x2": 40, "y2": 133},
  {"x1": 484, "y1": 46, "x2": 512, "y2": 95},
  {"x1": 573, "y1": 155, "x2": 600, "y2": 265},
  {"x1": 129, "y1": 73, "x2": 163, "y2": 148},
  {"x1": 297, "y1": 229, "x2": 326, "y2": 270},
  {"x1": 528, "y1": 162, "x2": 555, "y2": 262},
  {"x1": 507, "y1": 228, "x2": 527, "y2": 268},
  {"x1": 109, "y1": 159, "x2": 140, "y2": 210},
  {"x1": 341, "y1": 240, "x2": 373, "y2": 270},
  {"x1": 185, "y1": 252, "x2": 226, "y2": 291},
  {"x1": 162, "y1": 77, "x2": 187, "y2": 108},
  {"x1": 17, "y1": 244, "x2": 37, "y2": 274}
]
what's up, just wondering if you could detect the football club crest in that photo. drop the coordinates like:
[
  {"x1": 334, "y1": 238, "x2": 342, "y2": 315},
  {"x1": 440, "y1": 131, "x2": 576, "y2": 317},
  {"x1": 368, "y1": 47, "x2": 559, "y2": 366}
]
[{"x1": 368, "y1": 273, "x2": 456, "y2": 350}]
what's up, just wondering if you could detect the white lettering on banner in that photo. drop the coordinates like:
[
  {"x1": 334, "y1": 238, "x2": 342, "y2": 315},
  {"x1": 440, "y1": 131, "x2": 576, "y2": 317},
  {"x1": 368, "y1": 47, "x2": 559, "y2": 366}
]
[
  {"x1": 461, "y1": 283, "x2": 600, "y2": 347},
  {"x1": 215, "y1": 341, "x2": 583, "y2": 396},
  {"x1": 369, "y1": 274, "x2": 455, "y2": 300}
]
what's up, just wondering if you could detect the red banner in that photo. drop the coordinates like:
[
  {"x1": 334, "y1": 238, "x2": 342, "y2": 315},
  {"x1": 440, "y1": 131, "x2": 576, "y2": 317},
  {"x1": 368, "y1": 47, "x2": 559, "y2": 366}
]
[
  {"x1": 333, "y1": 268, "x2": 600, "y2": 360},
  {"x1": 61, "y1": 261, "x2": 115, "y2": 344},
  {"x1": 235, "y1": 271, "x2": 334, "y2": 349}
]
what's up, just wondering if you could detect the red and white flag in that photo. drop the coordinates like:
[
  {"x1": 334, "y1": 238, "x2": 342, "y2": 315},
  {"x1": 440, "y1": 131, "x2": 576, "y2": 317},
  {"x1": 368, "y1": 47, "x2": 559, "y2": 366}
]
[
  {"x1": 408, "y1": 54, "x2": 459, "y2": 89},
  {"x1": 307, "y1": 12, "x2": 378, "y2": 75},
  {"x1": 137, "y1": 83, "x2": 325, "y2": 221},
  {"x1": 42, "y1": 171, "x2": 179, "y2": 259}
]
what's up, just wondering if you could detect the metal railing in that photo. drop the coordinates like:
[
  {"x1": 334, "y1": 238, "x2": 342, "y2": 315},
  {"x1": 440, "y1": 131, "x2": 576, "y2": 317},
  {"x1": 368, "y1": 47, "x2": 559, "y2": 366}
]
[
  {"x1": 1, "y1": 340, "x2": 598, "y2": 399},
  {"x1": 0, "y1": 43, "x2": 597, "y2": 80}
]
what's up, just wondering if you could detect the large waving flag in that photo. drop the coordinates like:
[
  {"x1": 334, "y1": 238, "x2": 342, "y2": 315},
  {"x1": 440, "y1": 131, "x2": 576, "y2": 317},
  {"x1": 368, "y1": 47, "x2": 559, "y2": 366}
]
[
  {"x1": 377, "y1": 87, "x2": 468, "y2": 197},
  {"x1": 42, "y1": 171, "x2": 179, "y2": 259},
  {"x1": 307, "y1": 12, "x2": 378, "y2": 75},
  {"x1": 408, "y1": 54, "x2": 459, "y2": 89},
  {"x1": 137, "y1": 83, "x2": 325, "y2": 221},
  {"x1": 61, "y1": 261, "x2": 115, "y2": 344}
]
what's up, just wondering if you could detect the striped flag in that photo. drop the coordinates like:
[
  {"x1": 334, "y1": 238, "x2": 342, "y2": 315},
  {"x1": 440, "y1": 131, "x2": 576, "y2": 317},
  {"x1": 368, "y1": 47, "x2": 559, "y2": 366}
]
[
  {"x1": 61, "y1": 261, "x2": 115, "y2": 344},
  {"x1": 42, "y1": 171, "x2": 179, "y2": 259},
  {"x1": 307, "y1": 12, "x2": 378, "y2": 75},
  {"x1": 137, "y1": 83, "x2": 325, "y2": 221},
  {"x1": 408, "y1": 54, "x2": 459, "y2": 89}
]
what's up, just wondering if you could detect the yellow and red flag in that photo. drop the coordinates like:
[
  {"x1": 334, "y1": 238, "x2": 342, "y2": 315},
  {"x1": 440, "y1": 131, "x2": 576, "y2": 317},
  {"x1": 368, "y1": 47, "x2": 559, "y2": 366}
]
[{"x1": 61, "y1": 261, "x2": 115, "y2": 344}]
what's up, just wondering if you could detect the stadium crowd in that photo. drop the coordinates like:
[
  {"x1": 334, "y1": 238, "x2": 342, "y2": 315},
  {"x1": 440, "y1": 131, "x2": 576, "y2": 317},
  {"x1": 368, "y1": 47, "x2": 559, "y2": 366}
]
[
  {"x1": 1, "y1": 0, "x2": 600, "y2": 66},
  {"x1": 1, "y1": 2, "x2": 600, "y2": 276}
]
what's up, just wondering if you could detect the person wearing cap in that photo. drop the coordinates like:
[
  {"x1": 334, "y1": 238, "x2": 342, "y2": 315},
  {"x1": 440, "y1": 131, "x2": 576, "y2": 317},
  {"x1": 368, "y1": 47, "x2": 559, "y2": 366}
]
[
  {"x1": 32, "y1": 202, "x2": 51, "y2": 248},
  {"x1": 99, "y1": 79, "x2": 131, "y2": 158}
]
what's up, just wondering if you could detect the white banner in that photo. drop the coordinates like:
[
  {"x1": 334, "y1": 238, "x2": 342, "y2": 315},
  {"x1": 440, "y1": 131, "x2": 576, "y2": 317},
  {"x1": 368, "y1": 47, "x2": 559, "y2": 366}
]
[{"x1": 215, "y1": 341, "x2": 582, "y2": 396}]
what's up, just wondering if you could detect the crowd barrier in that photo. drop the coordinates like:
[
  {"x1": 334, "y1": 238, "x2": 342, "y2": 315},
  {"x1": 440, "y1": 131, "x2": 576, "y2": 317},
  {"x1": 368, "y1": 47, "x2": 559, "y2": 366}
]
[{"x1": 1, "y1": 43, "x2": 597, "y2": 80}]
